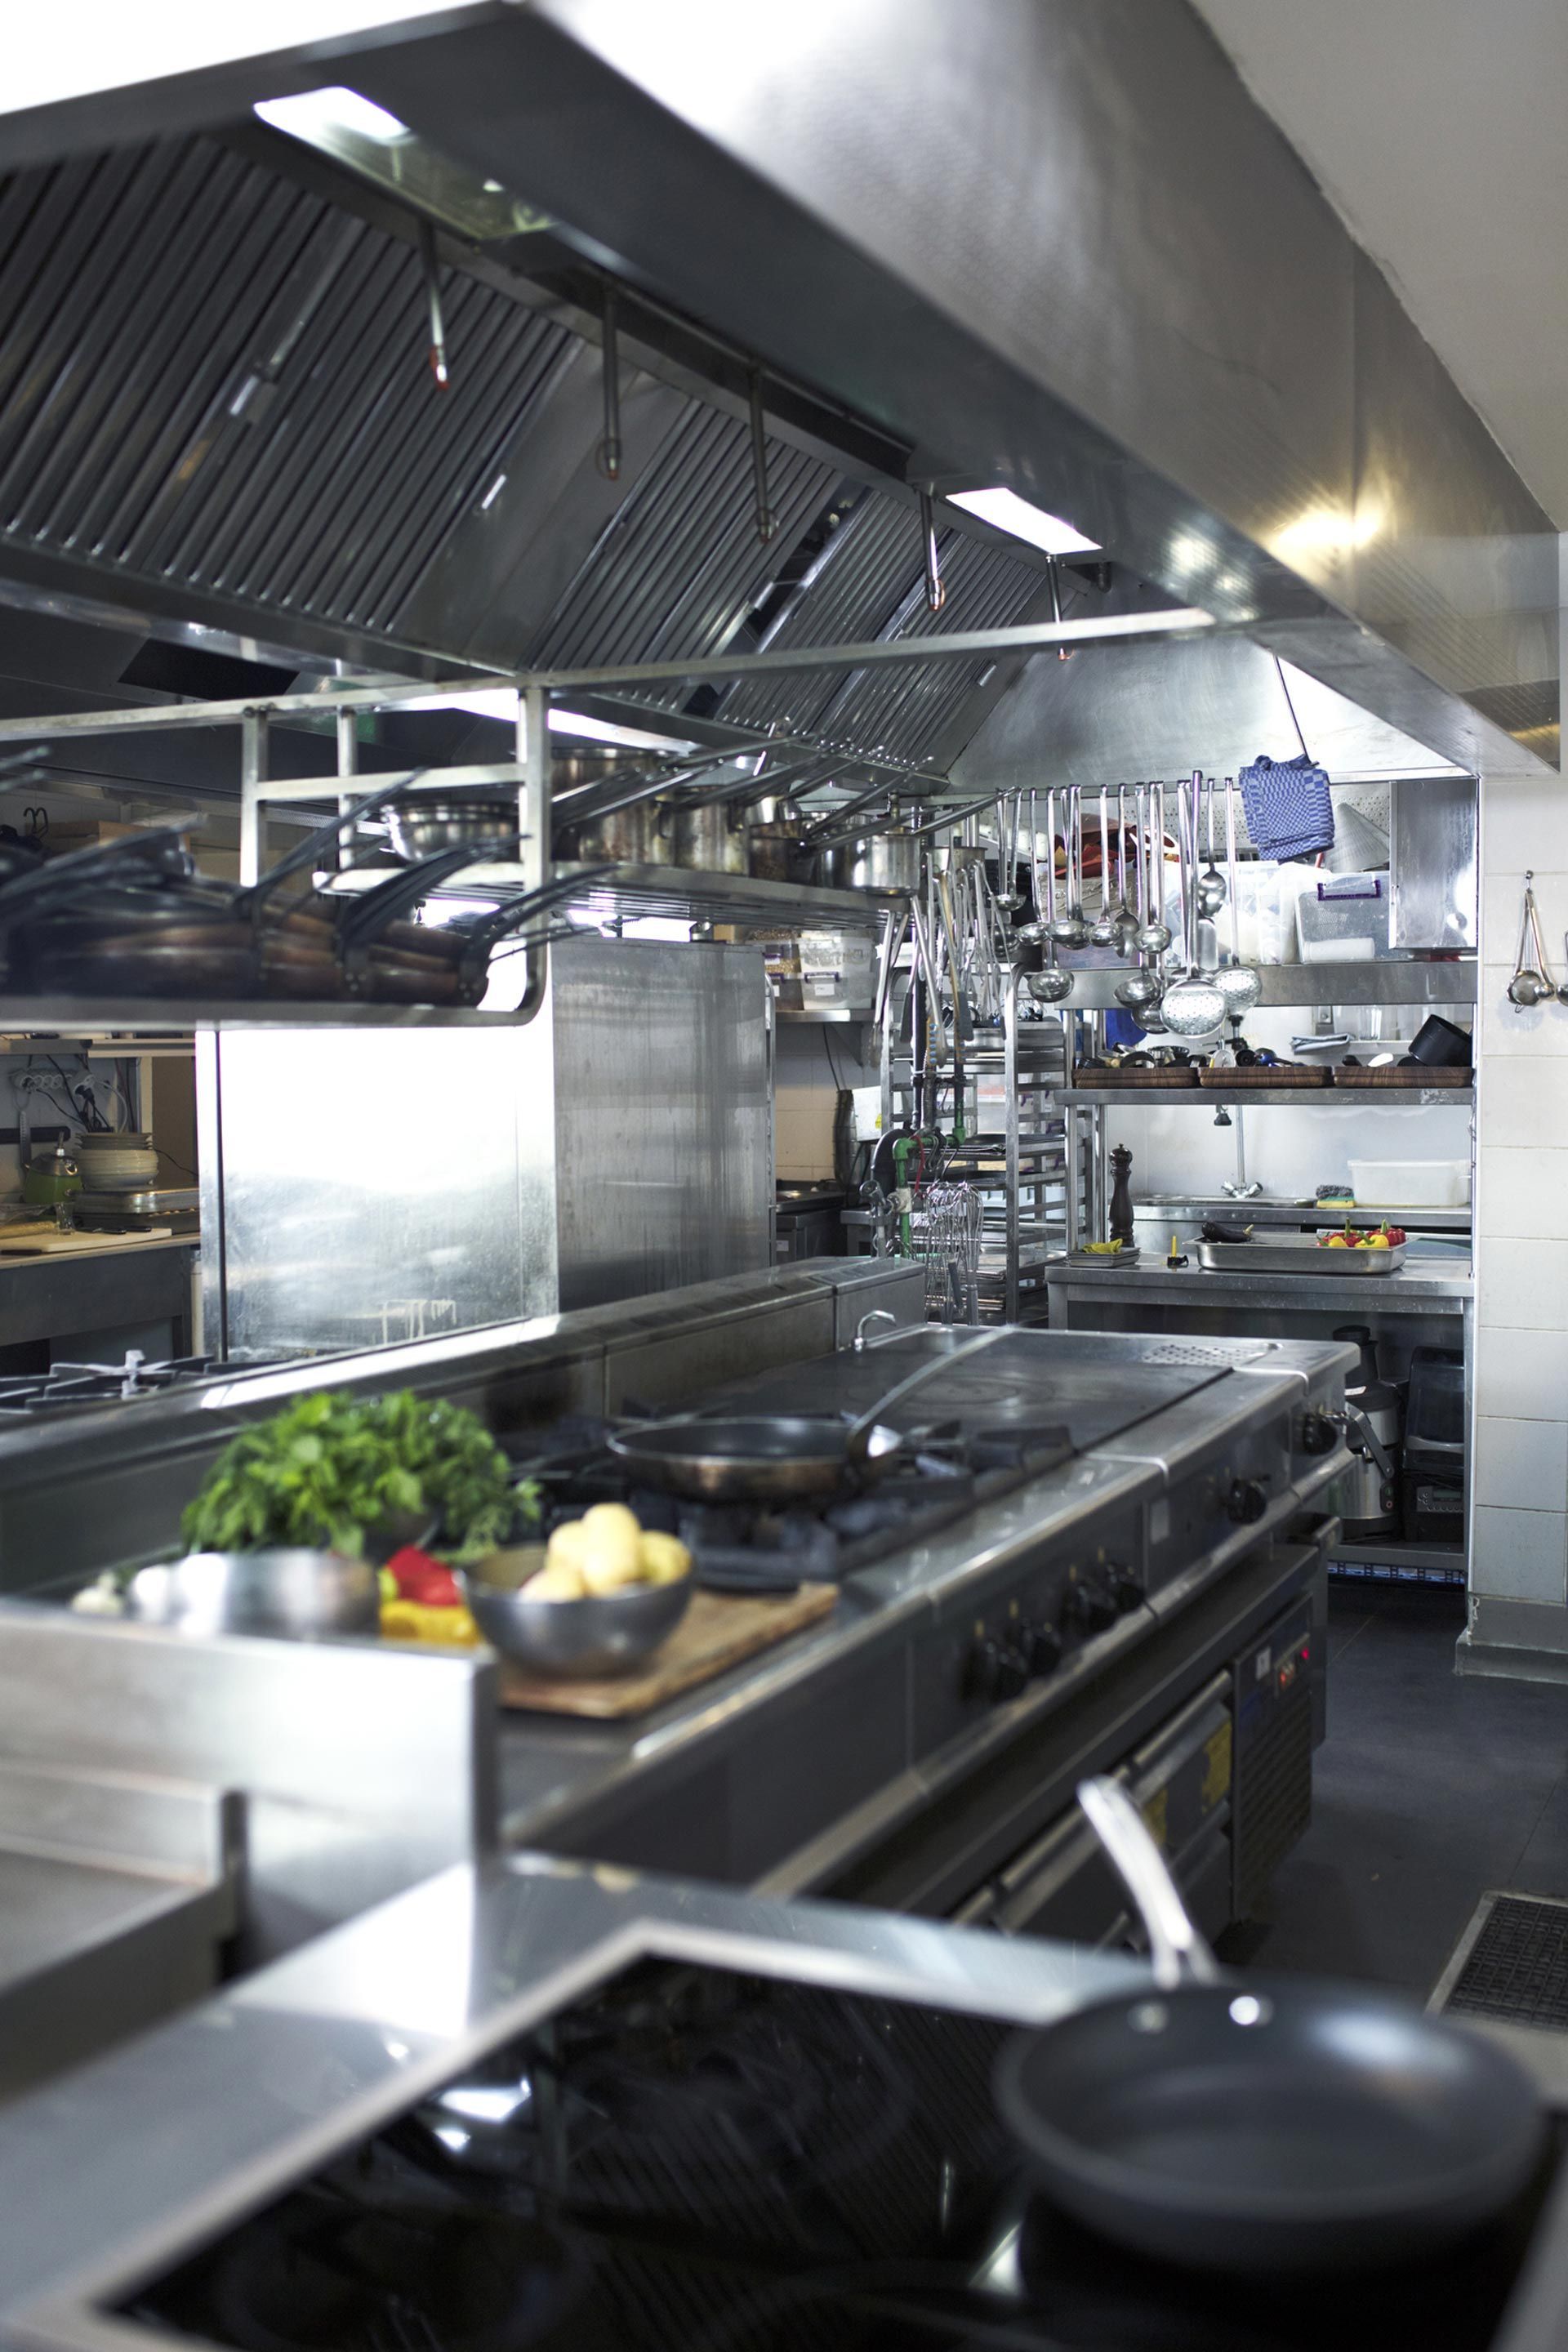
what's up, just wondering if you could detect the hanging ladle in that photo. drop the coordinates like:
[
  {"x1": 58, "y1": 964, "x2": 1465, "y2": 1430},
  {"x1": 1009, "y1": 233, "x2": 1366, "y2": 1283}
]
[
  {"x1": 1089, "y1": 787, "x2": 1117, "y2": 946},
  {"x1": 1508, "y1": 871, "x2": 1554, "y2": 1007},
  {"x1": 1196, "y1": 773, "x2": 1227, "y2": 918},
  {"x1": 1050, "y1": 786, "x2": 1089, "y2": 947},
  {"x1": 1110, "y1": 786, "x2": 1141, "y2": 954},
  {"x1": 1115, "y1": 786, "x2": 1164, "y2": 1018},
  {"x1": 1158, "y1": 772, "x2": 1227, "y2": 1039},
  {"x1": 1214, "y1": 773, "x2": 1261, "y2": 1019},
  {"x1": 1025, "y1": 786, "x2": 1073, "y2": 1002},
  {"x1": 1135, "y1": 781, "x2": 1173, "y2": 954}
]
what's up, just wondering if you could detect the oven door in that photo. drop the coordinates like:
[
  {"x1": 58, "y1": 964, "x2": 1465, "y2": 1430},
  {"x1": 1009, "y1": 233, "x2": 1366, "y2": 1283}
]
[{"x1": 953, "y1": 1671, "x2": 1235, "y2": 1948}]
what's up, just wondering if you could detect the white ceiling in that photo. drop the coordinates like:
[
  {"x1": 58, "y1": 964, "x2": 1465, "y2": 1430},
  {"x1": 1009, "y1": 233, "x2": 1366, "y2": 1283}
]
[{"x1": 1189, "y1": 0, "x2": 1568, "y2": 526}]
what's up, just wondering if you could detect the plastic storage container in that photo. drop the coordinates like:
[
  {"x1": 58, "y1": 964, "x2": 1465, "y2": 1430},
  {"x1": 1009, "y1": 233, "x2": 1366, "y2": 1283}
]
[
  {"x1": 1348, "y1": 1159, "x2": 1471, "y2": 1206},
  {"x1": 1294, "y1": 873, "x2": 1392, "y2": 963}
]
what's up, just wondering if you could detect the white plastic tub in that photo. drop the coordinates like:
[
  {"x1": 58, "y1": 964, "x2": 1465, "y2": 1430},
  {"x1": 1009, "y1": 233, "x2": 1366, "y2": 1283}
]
[{"x1": 1348, "y1": 1158, "x2": 1471, "y2": 1206}]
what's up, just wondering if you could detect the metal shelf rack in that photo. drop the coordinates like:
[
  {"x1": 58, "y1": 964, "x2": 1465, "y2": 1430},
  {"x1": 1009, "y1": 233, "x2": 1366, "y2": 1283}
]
[{"x1": 880, "y1": 968, "x2": 1078, "y2": 1323}]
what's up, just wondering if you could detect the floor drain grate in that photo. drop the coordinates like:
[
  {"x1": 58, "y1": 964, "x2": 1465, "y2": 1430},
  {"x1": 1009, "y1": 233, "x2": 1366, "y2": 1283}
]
[{"x1": 1430, "y1": 1892, "x2": 1568, "y2": 2029}]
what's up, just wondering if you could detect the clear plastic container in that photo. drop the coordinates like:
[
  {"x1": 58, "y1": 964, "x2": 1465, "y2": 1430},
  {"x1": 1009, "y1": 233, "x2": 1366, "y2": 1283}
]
[
  {"x1": 1348, "y1": 1159, "x2": 1471, "y2": 1206},
  {"x1": 1294, "y1": 873, "x2": 1392, "y2": 962}
]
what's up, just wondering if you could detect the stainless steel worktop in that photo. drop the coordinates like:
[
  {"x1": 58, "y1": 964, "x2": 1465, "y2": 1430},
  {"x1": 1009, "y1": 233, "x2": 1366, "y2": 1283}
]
[
  {"x1": 494, "y1": 1331, "x2": 1354, "y2": 1890},
  {"x1": 2, "y1": 1849, "x2": 1566, "y2": 2352},
  {"x1": 0, "y1": 1853, "x2": 1142, "y2": 2333}
]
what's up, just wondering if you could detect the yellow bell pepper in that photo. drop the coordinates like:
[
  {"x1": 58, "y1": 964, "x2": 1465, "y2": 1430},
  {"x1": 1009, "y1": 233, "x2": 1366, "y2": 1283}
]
[{"x1": 380, "y1": 1598, "x2": 481, "y2": 1646}]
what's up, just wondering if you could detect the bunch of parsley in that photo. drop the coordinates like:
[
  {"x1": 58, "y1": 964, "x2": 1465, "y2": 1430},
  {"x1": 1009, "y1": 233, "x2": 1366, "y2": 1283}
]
[{"x1": 180, "y1": 1390, "x2": 521, "y2": 1561}]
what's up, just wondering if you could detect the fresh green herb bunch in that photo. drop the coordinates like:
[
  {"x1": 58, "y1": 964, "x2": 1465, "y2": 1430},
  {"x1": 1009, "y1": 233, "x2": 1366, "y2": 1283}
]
[{"x1": 180, "y1": 1390, "x2": 517, "y2": 1561}]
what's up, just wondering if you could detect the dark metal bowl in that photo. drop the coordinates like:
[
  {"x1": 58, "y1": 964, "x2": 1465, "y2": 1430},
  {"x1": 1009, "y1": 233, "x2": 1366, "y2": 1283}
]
[{"x1": 461, "y1": 1568, "x2": 692, "y2": 1677}]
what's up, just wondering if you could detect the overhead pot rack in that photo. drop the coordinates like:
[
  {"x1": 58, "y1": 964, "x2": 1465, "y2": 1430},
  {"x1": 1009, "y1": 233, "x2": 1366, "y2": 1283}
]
[{"x1": 0, "y1": 604, "x2": 1220, "y2": 1031}]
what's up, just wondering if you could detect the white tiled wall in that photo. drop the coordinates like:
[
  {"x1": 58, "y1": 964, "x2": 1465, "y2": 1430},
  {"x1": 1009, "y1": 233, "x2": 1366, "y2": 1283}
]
[{"x1": 1470, "y1": 764, "x2": 1568, "y2": 1628}]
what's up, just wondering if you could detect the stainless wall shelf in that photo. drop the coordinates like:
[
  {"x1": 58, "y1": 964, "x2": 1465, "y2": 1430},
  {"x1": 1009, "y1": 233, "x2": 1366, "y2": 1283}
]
[
  {"x1": 1055, "y1": 961, "x2": 1477, "y2": 1009},
  {"x1": 1057, "y1": 1085, "x2": 1474, "y2": 1108}
]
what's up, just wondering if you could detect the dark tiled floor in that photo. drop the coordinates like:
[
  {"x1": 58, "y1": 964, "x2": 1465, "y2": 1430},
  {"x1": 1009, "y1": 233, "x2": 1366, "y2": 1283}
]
[{"x1": 1217, "y1": 1582, "x2": 1568, "y2": 1998}]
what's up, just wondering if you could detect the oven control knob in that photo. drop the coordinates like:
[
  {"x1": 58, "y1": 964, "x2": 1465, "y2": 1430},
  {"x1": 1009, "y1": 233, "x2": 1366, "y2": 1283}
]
[
  {"x1": 1226, "y1": 1477, "x2": 1269, "y2": 1526},
  {"x1": 969, "y1": 1637, "x2": 1030, "y2": 1702},
  {"x1": 1067, "y1": 1578, "x2": 1117, "y2": 1633},
  {"x1": 1299, "y1": 1409, "x2": 1340, "y2": 1457},
  {"x1": 1022, "y1": 1621, "x2": 1063, "y2": 1677},
  {"x1": 1107, "y1": 1566, "x2": 1142, "y2": 1614}
]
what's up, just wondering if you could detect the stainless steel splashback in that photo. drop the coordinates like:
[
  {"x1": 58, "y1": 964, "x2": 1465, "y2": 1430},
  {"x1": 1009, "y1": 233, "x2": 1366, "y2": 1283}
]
[
  {"x1": 1388, "y1": 776, "x2": 1478, "y2": 951},
  {"x1": 554, "y1": 938, "x2": 773, "y2": 1311},
  {"x1": 199, "y1": 941, "x2": 773, "y2": 1359}
]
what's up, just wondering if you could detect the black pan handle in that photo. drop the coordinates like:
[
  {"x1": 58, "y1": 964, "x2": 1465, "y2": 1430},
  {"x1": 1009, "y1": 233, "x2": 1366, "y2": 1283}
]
[
  {"x1": 1076, "y1": 1776, "x2": 1220, "y2": 1990},
  {"x1": 238, "y1": 771, "x2": 435, "y2": 915},
  {"x1": 334, "y1": 840, "x2": 520, "y2": 952},
  {"x1": 453, "y1": 863, "x2": 617, "y2": 985},
  {"x1": 844, "y1": 1326, "x2": 1002, "y2": 1463},
  {"x1": 0, "y1": 826, "x2": 195, "y2": 924}
]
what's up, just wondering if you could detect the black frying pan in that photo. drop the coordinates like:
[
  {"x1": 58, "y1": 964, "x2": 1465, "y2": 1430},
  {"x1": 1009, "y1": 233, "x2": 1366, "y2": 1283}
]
[
  {"x1": 994, "y1": 1778, "x2": 1544, "y2": 2277},
  {"x1": 607, "y1": 1327, "x2": 1001, "y2": 1501}
]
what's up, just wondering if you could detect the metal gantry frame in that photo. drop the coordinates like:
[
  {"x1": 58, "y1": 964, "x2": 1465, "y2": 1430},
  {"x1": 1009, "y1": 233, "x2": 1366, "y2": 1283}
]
[{"x1": 0, "y1": 604, "x2": 1223, "y2": 1031}]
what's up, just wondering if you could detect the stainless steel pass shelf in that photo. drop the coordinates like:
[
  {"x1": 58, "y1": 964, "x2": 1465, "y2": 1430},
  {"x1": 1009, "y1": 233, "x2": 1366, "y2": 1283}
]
[
  {"x1": 0, "y1": 996, "x2": 542, "y2": 1036},
  {"x1": 332, "y1": 860, "x2": 893, "y2": 933},
  {"x1": 1057, "y1": 1085, "x2": 1474, "y2": 1107},
  {"x1": 556, "y1": 862, "x2": 892, "y2": 932}
]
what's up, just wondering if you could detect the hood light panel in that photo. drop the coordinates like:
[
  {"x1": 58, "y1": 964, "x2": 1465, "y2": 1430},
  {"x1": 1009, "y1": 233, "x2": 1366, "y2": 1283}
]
[{"x1": 946, "y1": 487, "x2": 1100, "y2": 556}]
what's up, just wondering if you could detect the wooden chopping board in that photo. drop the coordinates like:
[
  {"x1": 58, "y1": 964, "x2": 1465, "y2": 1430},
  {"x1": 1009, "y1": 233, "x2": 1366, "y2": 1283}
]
[
  {"x1": 0, "y1": 1224, "x2": 175, "y2": 1254},
  {"x1": 1199, "y1": 1064, "x2": 1330, "y2": 1087},
  {"x1": 500, "y1": 1582, "x2": 838, "y2": 1718},
  {"x1": 1076, "y1": 1065, "x2": 1198, "y2": 1088},
  {"x1": 1331, "y1": 1066, "x2": 1472, "y2": 1088}
]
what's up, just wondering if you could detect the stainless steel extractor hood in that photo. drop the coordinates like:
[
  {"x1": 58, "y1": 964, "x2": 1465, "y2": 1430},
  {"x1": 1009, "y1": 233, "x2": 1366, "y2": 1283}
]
[{"x1": 0, "y1": 1, "x2": 1555, "y2": 778}]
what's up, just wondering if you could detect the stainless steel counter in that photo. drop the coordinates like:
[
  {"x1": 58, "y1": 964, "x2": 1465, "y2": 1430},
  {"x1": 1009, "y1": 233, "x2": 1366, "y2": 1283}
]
[
  {"x1": 1, "y1": 1849, "x2": 1566, "y2": 2352},
  {"x1": 0, "y1": 1241, "x2": 198, "y2": 1357},
  {"x1": 0, "y1": 1258, "x2": 927, "y2": 1592},
  {"x1": 1135, "y1": 1195, "x2": 1472, "y2": 1232},
  {"x1": 1043, "y1": 1259, "x2": 1471, "y2": 1316},
  {"x1": 492, "y1": 1331, "x2": 1354, "y2": 1901},
  {"x1": 0, "y1": 1854, "x2": 1142, "y2": 2332}
]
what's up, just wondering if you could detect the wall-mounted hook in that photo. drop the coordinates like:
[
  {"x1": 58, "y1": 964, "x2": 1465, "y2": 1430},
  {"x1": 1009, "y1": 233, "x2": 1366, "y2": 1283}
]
[
  {"x1": 920, "y1": 489, "x2": 946, "y2": 613},
  {"x1": 417, "y1": 220, "x2": 449, "y2": 389},
  {"x1": 596, "y1": 282, "x2": 622, "y2": 480},
  {"x1": 749, "y1": 368, "x2": 777, "y2": 542}
]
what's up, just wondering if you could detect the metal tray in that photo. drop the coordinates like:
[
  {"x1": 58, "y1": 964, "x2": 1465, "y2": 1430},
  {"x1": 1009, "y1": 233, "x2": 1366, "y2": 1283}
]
[{"x1": 1198, "y1": 1239, "x2": 1405, "y2": 1276}]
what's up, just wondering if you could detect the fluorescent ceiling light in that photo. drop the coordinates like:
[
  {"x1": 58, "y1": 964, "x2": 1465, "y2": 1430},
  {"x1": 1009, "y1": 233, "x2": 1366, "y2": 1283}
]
[
  {"x1": 399, "y1": 690, "x2": 693, "y2": 754},
  {"x1": 947, "y1": 487, "x2": 1099, "y2": 556},
  {"x1": 255, "y1": 85, "x2": 409, "y2": 145}
]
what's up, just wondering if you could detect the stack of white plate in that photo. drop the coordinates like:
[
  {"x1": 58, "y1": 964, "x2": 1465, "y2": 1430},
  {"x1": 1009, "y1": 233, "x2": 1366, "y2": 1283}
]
[{"x1": 72, "y1": 1133, "x2": 160, "y2": 1192}]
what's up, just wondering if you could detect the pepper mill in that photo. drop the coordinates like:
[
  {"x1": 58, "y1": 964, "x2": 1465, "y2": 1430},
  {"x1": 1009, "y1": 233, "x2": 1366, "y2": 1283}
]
[{"x1": 1109, "y1": 1144, "x2": 1135, "y2": 1248}]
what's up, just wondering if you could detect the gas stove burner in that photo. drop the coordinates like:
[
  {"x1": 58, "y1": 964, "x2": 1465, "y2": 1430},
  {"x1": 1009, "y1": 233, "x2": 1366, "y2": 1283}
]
[
  {"x1": 0, "y1": 1352, "x2": 219, "y2": 1416},
  {"x1": 118, "y1": 1959, "x2": 1547, "y2": 2352}
]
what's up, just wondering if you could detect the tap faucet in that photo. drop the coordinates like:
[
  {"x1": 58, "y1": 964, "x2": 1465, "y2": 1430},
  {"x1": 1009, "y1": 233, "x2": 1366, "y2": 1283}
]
[{"x1": 853, "y1": 1307, "x2": 898, "y2": 1354}]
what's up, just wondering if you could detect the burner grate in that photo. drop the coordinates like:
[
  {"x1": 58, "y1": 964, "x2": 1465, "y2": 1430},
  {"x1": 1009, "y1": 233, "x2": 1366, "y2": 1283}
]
[{"x1": 1432, "y1": 1892, "x2": 1568, "y2": 2030}]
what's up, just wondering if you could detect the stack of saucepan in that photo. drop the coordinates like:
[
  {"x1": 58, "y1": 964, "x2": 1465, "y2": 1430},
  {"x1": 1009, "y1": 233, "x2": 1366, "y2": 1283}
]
[
  {"x1": 553, "y1": 746, "x2": 988, "y2": 893},
  {"x1": 0, "y1": 777, "x2": 608, "y2": 1007}
]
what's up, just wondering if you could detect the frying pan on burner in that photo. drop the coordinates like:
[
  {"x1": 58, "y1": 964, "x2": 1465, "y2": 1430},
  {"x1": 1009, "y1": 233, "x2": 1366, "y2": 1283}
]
[
  {"x1": 607, "y1": 1327, "x2": 1001, "y2": 1502},
  {"x1": 994, "y1": 1778, "x2": 1544, "y2": 2278}
]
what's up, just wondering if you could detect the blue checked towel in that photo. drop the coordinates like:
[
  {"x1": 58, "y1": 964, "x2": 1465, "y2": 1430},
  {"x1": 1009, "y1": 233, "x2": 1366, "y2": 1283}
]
[{"x1": 1238, "y1": 752, "x2": 1334, "y2": 862}]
